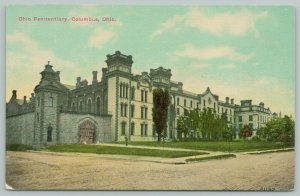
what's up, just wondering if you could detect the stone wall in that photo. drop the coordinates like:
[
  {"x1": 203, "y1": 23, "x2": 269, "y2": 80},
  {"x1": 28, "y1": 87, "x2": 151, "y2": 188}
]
[
  {"x1": 6, "y1": 112, "x2": 35, "y2": 145},
  {"x1": 58, "y1": 112, "x2": 112, "y2": 144}
]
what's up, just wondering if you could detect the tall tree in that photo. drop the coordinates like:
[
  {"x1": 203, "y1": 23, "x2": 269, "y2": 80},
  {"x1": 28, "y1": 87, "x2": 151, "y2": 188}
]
[{"x1": 152, "y1": 88, "x2": 170, "y2": 143}]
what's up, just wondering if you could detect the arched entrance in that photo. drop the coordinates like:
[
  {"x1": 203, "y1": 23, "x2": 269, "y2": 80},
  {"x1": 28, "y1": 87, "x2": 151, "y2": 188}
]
[{"x1": 79, "y1": 120, "x2": 95, "y2": 144}]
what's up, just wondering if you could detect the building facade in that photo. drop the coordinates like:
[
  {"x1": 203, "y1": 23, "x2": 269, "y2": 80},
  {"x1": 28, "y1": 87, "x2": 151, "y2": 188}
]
[{"x1": 6, "y1": 51, "x2": 278, "y2": 146}]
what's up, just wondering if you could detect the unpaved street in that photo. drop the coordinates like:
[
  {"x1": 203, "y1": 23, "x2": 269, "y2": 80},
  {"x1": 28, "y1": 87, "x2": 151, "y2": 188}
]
[{"x1": 6, "y1": 151, "x2": 294, "y2": 190}]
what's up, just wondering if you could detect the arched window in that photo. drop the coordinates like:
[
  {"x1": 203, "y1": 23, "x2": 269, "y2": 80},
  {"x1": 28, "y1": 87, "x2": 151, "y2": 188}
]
[
  {"x1": 121, "y1": 122, "x2": 126, "y2": 135},
  {"x1": 96, "y1": 97, "x2": 100, "y2": 115},
  {"x1": 87, "y1": 99, "x2": 92, "y2": 113},
  {"x1": 130, "y1": 122, "x2": 135, "y2": 135},
  {"x1": 47, "y1": 126, "x2": 53, "y2": 142}
]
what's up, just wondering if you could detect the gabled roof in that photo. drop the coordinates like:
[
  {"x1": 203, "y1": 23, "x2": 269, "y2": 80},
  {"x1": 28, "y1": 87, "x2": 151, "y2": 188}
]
[{"x1": 199, "y1": 87, "x2": 219, "y2": 101}]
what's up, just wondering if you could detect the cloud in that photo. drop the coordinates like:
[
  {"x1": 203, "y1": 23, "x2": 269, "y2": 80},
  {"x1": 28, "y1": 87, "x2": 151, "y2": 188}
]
[
  {"x1": 151, "y1": 15, "x2": 184, "y2": 38},
  {"x1": 88, "y1": 27, "x2": 117, "y2": 48},
  {"x1": 174, "y1": 44, "x2": 253, "y2": 62},
  {"x1": 151, "y1": 8, "x2": 268, "y2": 38}
]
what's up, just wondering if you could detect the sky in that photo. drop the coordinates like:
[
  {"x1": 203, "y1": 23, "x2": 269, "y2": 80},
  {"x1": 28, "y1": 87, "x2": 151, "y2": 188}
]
[{"x1": 6, "y1": 5, "x2": 295, "y2": 116}]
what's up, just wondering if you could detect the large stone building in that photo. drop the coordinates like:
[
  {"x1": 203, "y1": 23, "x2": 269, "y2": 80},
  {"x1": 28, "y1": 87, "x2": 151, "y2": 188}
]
[{"x1": 6, "y1": 51, "x2": 278, "y2": 146}]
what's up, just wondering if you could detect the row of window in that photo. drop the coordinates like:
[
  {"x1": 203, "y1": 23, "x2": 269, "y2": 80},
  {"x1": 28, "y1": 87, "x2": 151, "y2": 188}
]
[
  {"x1": 238, "y1": 115, "x2": 269, "y2": 123},
  {"x1": 121, "y1": 122, "x2": 155, "y2": 137},
  {"x1": 71, "y1": 97, "x2": 102, "y2": 114},
  {"x1": 120, "y1": 103, "x2": 148, "y2": 119},
  {"x1": 119, "y1": 84, "x2": 149, "y2": 103},
  {"x1": 176, "y1": 98, "x2": 199, "y2": 108}
]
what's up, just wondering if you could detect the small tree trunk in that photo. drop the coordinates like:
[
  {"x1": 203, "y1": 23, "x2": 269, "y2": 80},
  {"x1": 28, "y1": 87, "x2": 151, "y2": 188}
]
[{"x1": 158, "y1": 134, "x2": 162, "y2": 143}]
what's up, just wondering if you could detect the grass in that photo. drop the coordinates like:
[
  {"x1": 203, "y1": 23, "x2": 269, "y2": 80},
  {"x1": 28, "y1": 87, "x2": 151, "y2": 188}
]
[
  {"x1": 6, "y1": 144, "x2": 37, "y2": 151},
  {"x1": 120, "y1": 140, "x2": 294, "y2": 152},
  {"x1": 247, "y1": 148, "x2": 294, "y2": 155},
  {"x1": 44, "y1": 144, "x2": 209, "y2": 158},
  {"x1": 186, "y1": 154, "x2": 236, "y2": 162}
]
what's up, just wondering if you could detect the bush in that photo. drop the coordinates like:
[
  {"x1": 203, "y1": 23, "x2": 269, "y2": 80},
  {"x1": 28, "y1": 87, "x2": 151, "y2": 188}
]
[
  {"x1": 251, "y1": 136, "x2": 261, "y2": 142},
  {"x1": 6, "y1": 144, "x2": 36, "y2": 151}
]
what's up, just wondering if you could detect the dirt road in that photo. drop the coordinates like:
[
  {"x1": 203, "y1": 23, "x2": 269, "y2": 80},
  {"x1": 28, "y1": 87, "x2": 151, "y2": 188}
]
[{"x1": 5, "y1": 151, "x2": 294, "y2": 190}]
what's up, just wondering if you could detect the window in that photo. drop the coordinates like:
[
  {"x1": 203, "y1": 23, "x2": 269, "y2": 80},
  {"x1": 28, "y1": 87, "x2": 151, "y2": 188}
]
[
  {"x1": 184, "y1": 99, "x2": 186, "y2": 107},
  {"x1": 124, "y1": 104, "x2": 127, "y2": 117},
  {"x1": 79, "y1": 101, "x2": 83, "y2": 112},
  {"x1": 131, "y1": 87, "x2": 135, "y2": 100},
  {"x1": 145, "y1": 91, "x2": 148, "y2": 102},
  {"x1": 47, "y1": 126, "x2": 53, "y2": 142},
  {"x1": 96, "y1": 97, "x2": 100, "y2": 114},
  {"x1": 141, "y1": 107, "x2": 144, "y2": 119},
  {"x1": 190, "y1": 101, "x2": 193, "y2": 108},
  {"x1": 141, "y1": 90, "x2": 144, "y2": 102},
  {"x1": 141, "y1": 124, "x2": 144, "y2": 136},
  {"x1": 131, "y1": 122, "x2": 135, "y2": 135},
  {"x1": 197, "y1": 102, "x2": 199, "y2": 109},
  {"x1": 121, "y1": 122, "x2": 126, "y2": 135},
  {"x1": 230, "y1": 109, "x2": 232, "y2": 115},
  {"x1": 203, "y1": 100, "x2": 206, "y2": 107},
  {"x1": 131, "y1": 105, "x2": 135, "y2": 118},
  {"x1": 140, "y1": 124, "x2": 147, "y2": 136},
  {"x1": 249, "y1": 123, "x2": 253, "y2": 129},
  {"x1": 249, "y1": 115, "x2": 253, "y2": 121},
  {"x1": 123, "y1": 84, "x2": 126, "y2": 98},
  {"x1": 218, "y1": 106, "x2": 220, "y2": 113},
  {"x1": 120, "y1": 103, "x2": 127, "y2": 117},
  {"x1": 87, "y1": 99, "x2": 92, "y2": 113},
  {"x1": 177, "y1": 98, "x2": 180, "y2": 105},
  {"x1": 37, "y1": 113, "x2": 39, "y2": 123},
  {"x1": 120, "y1": 83, "x2": 123, "y2": 98},
  {"x1": 145, "y1": 124, "x2": 148, "y2": 136},
  {"x1": 239, "y1": 116, "x2": 242, "y2": 122},
  {"x1": 125, "y1": 85, "x2": 128, "y2": 99},
  {"x1": 145, "y1": 108, "x2": 148, "y2": 119},
  {"x1": 176, "y1": 108, "x2": 180, "y2": 115}
]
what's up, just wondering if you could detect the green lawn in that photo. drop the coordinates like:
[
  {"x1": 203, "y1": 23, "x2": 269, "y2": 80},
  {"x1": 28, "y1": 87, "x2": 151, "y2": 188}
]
[
  {"x1": 44, "y1": 144, "x2": 209, "y2": 158},
  {"x1": 121, "y1": 141, "x2": 294, "y2": 152}
]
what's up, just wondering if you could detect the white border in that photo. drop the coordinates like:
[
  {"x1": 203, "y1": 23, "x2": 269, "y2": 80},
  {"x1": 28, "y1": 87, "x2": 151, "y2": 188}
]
[{"x1": 1, "y1": 0, "x2": 298, "y2": 196}]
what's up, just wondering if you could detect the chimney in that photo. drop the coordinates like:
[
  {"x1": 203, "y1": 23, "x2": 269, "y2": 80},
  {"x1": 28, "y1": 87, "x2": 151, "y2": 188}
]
[
  {"x1": 56, "y1": 71, "x2": 60, "y2": 81},
  {"x1": 226, "y1": 97, "x2": 229, "y2": 104},
  {"x1": 92, "y1": 71, "x2": 98, "y2": 84},
  {"x1": 23, "y1": 96, "x2": 27, "y2": 104},
  {"x1": 230, "y1": 98, "x2": 234, "y2": 104},
  {"x1": 12, "y1": 90, "x2": 17, "y2": 99},
  {"x1": 76, "y1": 77, "x2": 81, "y2": 88},
  {"x1": 30, "y1": 93, "x2": 34, "y2": 101},
  {"x1": 178, "y1": 82, "x2": 183, "y2": 91}
]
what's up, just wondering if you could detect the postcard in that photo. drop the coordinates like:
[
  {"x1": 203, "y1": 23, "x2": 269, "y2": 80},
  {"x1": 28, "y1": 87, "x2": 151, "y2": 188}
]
[{"x1": 5, "y1": 5, "x2": 295, "y2": 190}]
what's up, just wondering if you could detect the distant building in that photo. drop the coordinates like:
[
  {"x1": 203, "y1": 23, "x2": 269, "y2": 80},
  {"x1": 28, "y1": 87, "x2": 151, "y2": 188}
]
[{"x1": 6, "y1": 51, "x2": 278, "y2": 146}]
